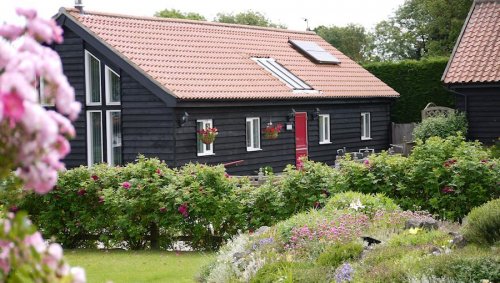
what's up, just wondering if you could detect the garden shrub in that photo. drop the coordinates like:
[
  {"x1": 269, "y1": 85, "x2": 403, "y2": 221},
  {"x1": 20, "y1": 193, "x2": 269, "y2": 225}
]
[
  {"x1": 165, "y1": 163, "x2": 250, "y2": 250},
  {"x1": 102, "y1": 156, "x2": 174, "y2": 249},
  {"x1": 316, "y1": 241, "x2": 363, "y2": 267},
  {"x1": 415, "y1": 246, "x2": 500, "y2": 282},
  {"x1": 323, "y1": 191, "x2": 400, "y2": 217},
  {"x1": 403, "y1": 135, "x2": 499, "y2": 220},
  {"x1": 413, "y1": 111, "x2": 468, "y2": 141},
  {"x1": 462, "y1": 198, "x2": 500, "y2": 245},
  {"x1": 387, "y1": 229, "x2": 451, "y2": 248},
  {"x1": 250, "y1": 261, "x2": 330, "y2": 283}
]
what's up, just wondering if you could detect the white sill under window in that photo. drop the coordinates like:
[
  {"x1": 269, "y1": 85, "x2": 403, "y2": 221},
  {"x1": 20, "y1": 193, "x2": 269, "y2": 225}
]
[
  {"x1": 361, "y1": 137, "x2": 372, "y2": 141},
  {"x1": 197, "y1": 152, "x2": 215, "y2": 157},
  {"x1": 246, "y1": 148, "x2": 262, "y2": 152},
  {"x1": 319, "y1": 141, "x2": 332, "y2": 145}
]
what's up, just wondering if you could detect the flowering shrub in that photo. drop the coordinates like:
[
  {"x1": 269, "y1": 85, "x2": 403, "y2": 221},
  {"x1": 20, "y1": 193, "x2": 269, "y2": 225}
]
[
  {"x1": 262, "y1": 123, "x2": 283, "y2": 139},
  {"x1": 197, "y1": 127, "x2": 218, "y2": 144},
  {"x1": 0, "y1": 7, "x2": 84, "y2": 282},
  {"x1": 413, "y1": 112, "x2": 468, "y2": 141}
]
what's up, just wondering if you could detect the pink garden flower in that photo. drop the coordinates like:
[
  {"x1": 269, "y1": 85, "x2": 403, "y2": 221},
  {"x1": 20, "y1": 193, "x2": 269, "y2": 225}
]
[
  {"x1": 122, "y1": 182, "x2": 131, "y2": 189},
  {"x1": 178, "y1": 203, "x2": 189, "y2": 218}
]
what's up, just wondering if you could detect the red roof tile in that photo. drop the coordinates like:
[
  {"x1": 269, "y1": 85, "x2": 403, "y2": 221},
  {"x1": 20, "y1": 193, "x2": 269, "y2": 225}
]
[
  {"x1": 443, "y1": 0, "x2": 500, "y2": 84},
  {"x1": 61, "y1": 8, "x2": 399, "y2": 100}
]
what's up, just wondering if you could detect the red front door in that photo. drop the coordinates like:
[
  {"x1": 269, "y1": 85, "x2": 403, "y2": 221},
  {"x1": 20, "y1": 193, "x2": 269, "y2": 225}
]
[{"x1": 295, "y1": 112, "x2": 308, "y2": 168}]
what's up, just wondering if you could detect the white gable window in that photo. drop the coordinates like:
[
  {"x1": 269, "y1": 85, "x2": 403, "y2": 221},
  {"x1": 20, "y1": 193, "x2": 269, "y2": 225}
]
[
  {"x1": 253, "y1": 58, "x2": 313, "y2": 91},
  {"x1": 197, "y1": 119, "x2": 214, "y2": 156},
  {"x1": 87, "y1": 111, "x2": 103, "y2": 166},
  {"x1": 246, "y1": 117, "x2": 261, "y2": 151},
  {"x1": 361, "y1": 112, "x2": 371, "y2": 140},
  {"x1": 105, "y1": 66, "x2": 121, "y2": 104},
  {"x1": 37, "y1": 77, "x2": 54, "y2": 106},
  {"x1": 319, "y1": 114, "x2": 331, "y2": 144},
  {"x1": 85, "y1": 50, "x2": 101, "y2": 105},
  {"x1": 107, "y1": 110, "x2": 122, "y2": 166}
]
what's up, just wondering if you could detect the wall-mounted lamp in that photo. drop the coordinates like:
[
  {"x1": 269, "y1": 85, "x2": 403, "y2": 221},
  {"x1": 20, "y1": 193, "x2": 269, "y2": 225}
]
[
  {"x1": 287, "y1": 108, "x2": 296, "y2": 121},
  {"x1": 312, "y1": 108, "x2": 320, "y2": 121},
  {"x1": 178, "y1": 111, "x2": 189, "y2": 127}
]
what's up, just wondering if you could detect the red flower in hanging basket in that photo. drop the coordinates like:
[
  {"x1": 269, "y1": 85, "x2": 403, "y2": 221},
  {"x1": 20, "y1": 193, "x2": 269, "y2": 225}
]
[
  {"x1": 263, "y1": 123, "x2": 283, "y2": 140},
  {"x1": 197, "y1": 127, "x2": 218, "y2": 144}
]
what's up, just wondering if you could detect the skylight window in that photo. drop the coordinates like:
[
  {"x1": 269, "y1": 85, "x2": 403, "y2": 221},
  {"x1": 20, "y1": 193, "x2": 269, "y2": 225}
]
[
  {"x1": 289, "y1": 40, "x2": 341, "y2": 64},
  {"x1": 253, "y1": 58, "x2": 312, "y2": 91}
]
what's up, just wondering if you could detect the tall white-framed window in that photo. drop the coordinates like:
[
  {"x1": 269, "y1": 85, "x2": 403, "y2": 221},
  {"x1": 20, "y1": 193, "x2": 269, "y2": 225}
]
[
  {"x1": 85, "y1": 50, "x2": 101, "y2": 105},
  {"x1": 106, "y1": 110, "x2": 122, "y2": 166},
  {"x1": 361, "y1": 112, "x2": 371, "y2": 140},
  {"x1": 87, "y1": 110, "x2": 103, "y2": 166},
  {"x1": 37, "y1": 77, "x2": 55, "y2": 106},
  {"x1": 246, "y1": 117, "x2": 261, "y2": 151},
  {"x1": 319, "y1": 114, "x2": 331, "y2": 144},
  {"x1": 105, "y1": 66, "x2": 121, "y2": 105},
  {"x1": 197, "y1": 119, "x2": 214, "y2": 156}
]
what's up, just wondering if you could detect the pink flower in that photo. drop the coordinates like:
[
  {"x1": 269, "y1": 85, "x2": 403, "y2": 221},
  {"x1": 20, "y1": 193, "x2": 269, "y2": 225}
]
[
  {"x1": 156, "y1": 168, "x2": 161, "y2": 175},
  {"x1": 77, "y1": 189, "x2": 86, "y2": 196},
  {"x1": 8, "y1": 206, "x2": 18, "y2": 213},
  {"x1": 24, "y1": 232, "x2": 46, "y2": 253},
  {"x1": 16, "y1": 7, "x2": 37, "y2": 20},
  {"x1": 70, "y1": 267, "x2": 86, "y2": 283},
  {"x1": 98, "y1": 196, "x2": 105, "y2": 204},
  {"x1": 1, "y1": 92, "x2": 24, "y2": 126},
  {"x1": 91, "y1": 175, "x2": 99, "y2": 181},
  {"x1": 442, "y1": 186, "x2": 455, "y2": 194},
  {"x1": 0, "y1": 24, "x2": 25, "y2": 41},
  {"x1": 122, "y1": 182, "x2": 131, "y2": 189},
  {"x1": 178, "y1": 203, "x2": 189, "y2": 218}
]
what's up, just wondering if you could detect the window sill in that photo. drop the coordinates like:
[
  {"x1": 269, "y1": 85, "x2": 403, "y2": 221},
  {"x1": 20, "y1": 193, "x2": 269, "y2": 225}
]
[
  {"x1": 319, "y1": 141, "x2": 332, "y2": 145},
  {"x1": 197, "y1": 153, "x2": 215, "y2": 157},
  {"x1": 361, "y1": 137, "x2": 372, "y2": 141},
  {"x1": 246, "y1": 148, "x2": 262, "y2": 152}
]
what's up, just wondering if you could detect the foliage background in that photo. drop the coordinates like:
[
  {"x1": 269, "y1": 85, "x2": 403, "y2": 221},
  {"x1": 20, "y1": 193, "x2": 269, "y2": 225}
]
[{"x1": 364, "y1": 57, "x2": 455, "y2": 123}]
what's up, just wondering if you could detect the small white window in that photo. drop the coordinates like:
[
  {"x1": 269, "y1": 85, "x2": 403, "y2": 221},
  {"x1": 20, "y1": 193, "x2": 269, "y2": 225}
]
[
  {"x1": 107, "y1": 110, "x2": 122, "y2": 166},
  {"x1": 87, "y1": 110, "x2": 103, "y2": 166},
  {"x1": 246, "y1": 117, "x2": 261, "y2": 151},
  {"x1": 85, "y1": 50, "x2": 101, "y2": 105},
  {"x1": 319, "y1": 114, "x2": 331, "y2": 144},
  {"x1": 37, "y1": 77, "x2": 54, "y2": 106},
  {"x1": 105, "y1": 66, "x2": 121, "y2": 105},
  {"x1": 361, "y1": 112, "x2": 371, "y2": 140},
  {"x1": 253, "y1": 58, "x2": 312, "y2": 91},
  {"x1": 197, "y1": 119, "x2": 214, "y2": 156}
]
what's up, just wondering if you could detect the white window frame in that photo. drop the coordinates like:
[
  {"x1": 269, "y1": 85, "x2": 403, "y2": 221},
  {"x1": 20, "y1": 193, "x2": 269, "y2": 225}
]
[
  {"x1": 37, "y1": 77, "x2": 55, "y2": 107},
  {"x1": 252, "y1": 58, "x2": 312, "y2": 91},
  {"x1": 197, "y1": 119, "x2": 214, "y2": 156},
  {"x1": 105, "y1": 66, "x2": 121, "y2": 105},
  {"x1": 106, "y1": 110, "x2": 122, "y2": 166},
  {"x1": 361, "y1": 112, "x2": 372, "y2": 140},
  {"x1": 87, "y1": 110, "x2": 104, "y2": 166},
  {"x1": 319, "y1": 114, "x2": 331, "y2": 144},
  {"x1": 85, "y1": 50, "x2": 102, "y2": 106},
  {"x1": 246, "y1": 117, "x2": 261, "y2": 151}
]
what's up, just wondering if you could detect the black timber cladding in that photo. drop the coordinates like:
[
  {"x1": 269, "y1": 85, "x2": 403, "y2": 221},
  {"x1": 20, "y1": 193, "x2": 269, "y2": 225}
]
[
  {"x1": 175, "y1": 101, "x2": 391, "y2": 175},
  {"x1": 452, "y1": 85, "x2": 500, "y2": 145}
]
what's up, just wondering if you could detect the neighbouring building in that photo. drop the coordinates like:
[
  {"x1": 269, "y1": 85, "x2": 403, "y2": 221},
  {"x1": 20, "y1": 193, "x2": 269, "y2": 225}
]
[{"x1": 442, "y1": 0, "x2": 500, "y2": 145}]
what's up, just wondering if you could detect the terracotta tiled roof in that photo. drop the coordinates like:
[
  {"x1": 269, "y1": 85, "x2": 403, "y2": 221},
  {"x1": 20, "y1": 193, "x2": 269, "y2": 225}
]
[
  {"x1": 443, "y1": 0, "x2": 500, "y2": 84},
  {"x1": 61, "y1": 8, "x2": 399, "y2": 100}
]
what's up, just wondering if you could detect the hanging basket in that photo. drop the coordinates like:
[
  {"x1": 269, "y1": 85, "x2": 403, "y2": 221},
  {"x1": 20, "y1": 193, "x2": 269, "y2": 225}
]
[
  {"x1": 199, "y1": 134, "x2": 216, "y2": 144},
  {"x1": 263, "y1": 123, "x2": 283, "y2": 140},
  {"x1": 197, "y1": 127, "x2": 218, "y2": 144}
]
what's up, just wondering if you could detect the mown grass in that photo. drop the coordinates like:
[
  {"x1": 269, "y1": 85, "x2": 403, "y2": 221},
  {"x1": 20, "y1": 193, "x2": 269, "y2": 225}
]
[{"x1": 65, "y1": 250, "x2": 214, "y2": 283}]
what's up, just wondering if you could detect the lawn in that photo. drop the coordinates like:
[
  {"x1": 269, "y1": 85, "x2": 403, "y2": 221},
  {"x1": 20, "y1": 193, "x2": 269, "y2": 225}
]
[{"x1": 64, "y1": 250, "x2": 214, "y2": 283}]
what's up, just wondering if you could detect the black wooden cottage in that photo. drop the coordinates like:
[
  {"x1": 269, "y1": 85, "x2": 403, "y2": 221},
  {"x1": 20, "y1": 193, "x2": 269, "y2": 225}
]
[
  {"x1": 442, "y1": 0, "x2": 500, "y2": 145},
  {"x1": 53, "y1": 7, "x2": 399, "y2": 174}
]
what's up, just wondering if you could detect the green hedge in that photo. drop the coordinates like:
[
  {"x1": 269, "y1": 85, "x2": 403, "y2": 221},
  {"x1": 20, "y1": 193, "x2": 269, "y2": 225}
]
[{"x1": 364, "y1": 57, "x2": 454, "y2": 123}]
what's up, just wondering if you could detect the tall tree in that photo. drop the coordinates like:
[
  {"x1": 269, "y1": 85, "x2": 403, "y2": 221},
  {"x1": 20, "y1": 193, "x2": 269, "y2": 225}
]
[
  {"x1": 214, "y1": 11, "x2": 286, "y2": 28},
  {"x1": 154, "y1": 9, "x2": 206, "y2": 21},
  {"x1": 373, "y1": 0, "x2": 472, "y2": 61},
  {"x1": 314, "y1": 24, "x2": 373, "y2": 63}
]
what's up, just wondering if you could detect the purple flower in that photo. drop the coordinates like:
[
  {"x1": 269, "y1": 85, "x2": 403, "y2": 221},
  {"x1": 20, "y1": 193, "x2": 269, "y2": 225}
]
[
  {"x1": 122, "y1": 182, "x2": 131, "y2": 189},
  {"x1": 334, "y1": 263, "x2": 354, "y2": 283}
]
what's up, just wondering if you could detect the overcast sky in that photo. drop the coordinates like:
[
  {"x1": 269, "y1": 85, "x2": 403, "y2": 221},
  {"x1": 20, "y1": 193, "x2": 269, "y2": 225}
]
[{"x1": 1, "y1": 0, "x2": 405, "y2": 31}]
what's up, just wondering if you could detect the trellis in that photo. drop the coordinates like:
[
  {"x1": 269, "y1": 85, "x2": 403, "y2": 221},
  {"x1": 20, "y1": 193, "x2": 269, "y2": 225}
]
[{"x1": 421, "y1": 102, "x2": 454, "y2": 120}]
